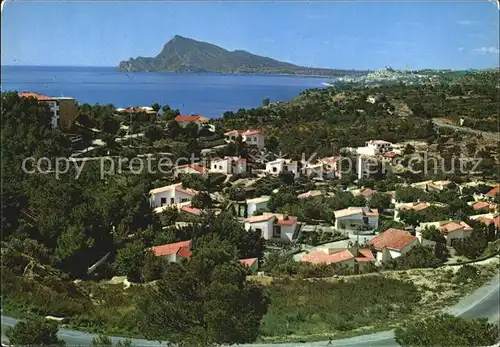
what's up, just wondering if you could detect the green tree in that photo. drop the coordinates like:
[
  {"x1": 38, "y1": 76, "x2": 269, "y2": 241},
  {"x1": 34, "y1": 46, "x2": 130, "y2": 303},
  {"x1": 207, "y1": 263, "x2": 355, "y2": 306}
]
[
  {"x1": 268, "y1": 186, "x2": 298, "y2": 212},
  {"x1": 151, "y1": 103, "x2": 161, "y2": 113},
  {"x1": 144, "y1": 124, "x2": 163, "y2": 143},
  {"x1": 367, "y1": 193, "x2": 391, "y2": 211},
  {"x1": 395, "y1": 314, "x2": 499, "y2": 347},
  {"x1": 115, "y1": 240, "x2": 146, "y2": 282},
  {"x1": 387, "y1": 245, "x2": 442, "y2": 269},
  {"x1": 262, "y1": 98, "x2": 270, "y2": 106},
  {"x1": 6, "y1": 318, "x2": 65, "y2": 346},
  {"x1": 191, "y1": 192, "x2": 212, "y2": 209},
  {"x1": 137, "y1": 236, "x2": 269, "y2": 346}
]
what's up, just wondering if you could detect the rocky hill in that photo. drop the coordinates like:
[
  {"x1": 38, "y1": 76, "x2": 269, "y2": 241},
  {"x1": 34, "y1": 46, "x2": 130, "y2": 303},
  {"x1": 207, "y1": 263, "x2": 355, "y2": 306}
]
[{"x1": 118, "y1": 35, "x2": 368, "y2": 77}]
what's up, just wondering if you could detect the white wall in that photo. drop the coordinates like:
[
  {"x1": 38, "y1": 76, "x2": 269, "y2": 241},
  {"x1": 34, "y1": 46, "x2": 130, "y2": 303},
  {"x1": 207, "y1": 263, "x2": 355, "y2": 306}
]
[
  {"x1": 357, "y1": 147, "x2": 377, "y2": 156},
  {"x1": 245, "y1": 219, "x2": 274, "y2": 239},
  {"x1": 151, "y1": 189, "x2": 193, "y2": 208},
  {"x1": 367, "y1": 215, "x2": 379, "y2": 229},
  {"x1": 335, "y1": 213, "x2": 364, "y2": 229},
  {"x1": 247, "y1": 201, "x2": 269, "y2": 217},
  {"x1": 243, "y1": 134, "x2": 265, "y2": 149},
  {"x1": 211, "y1": 159, "x2": 230, "y2": 174},
  {"x1": 280, "y1": 224, "x2": 296, "y2": 242}
]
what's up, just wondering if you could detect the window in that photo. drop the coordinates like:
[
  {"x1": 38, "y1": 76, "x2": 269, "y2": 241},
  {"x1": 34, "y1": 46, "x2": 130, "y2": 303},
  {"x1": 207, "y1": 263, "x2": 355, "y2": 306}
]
[
  {"x1": 56, "y1": 118, "x2": 61, "y2": 128},
  {"x1": 170, "y1": 198, "x2": 175, "y2": 204},
  {"x1": 213, "y1": 164, "x2": 216, "y2": 169},
  {"x1": 181, "y1": 198, "x2": 189, "y2": 203},
  {"x1": 284, "y1": 166, "x2": 288, "y2": 171},
  {"x1": 160, "y1": 197, "x2": 167, "y2": 206},
  {"x1": 255, "y1": 228, "x2": 262, "y2": 235},
  {"x1": 272, "y1": 167, "x2": 277, "y2": 172},
  {"x1": 219, "y1": 165, "x2": 223, "y2": 170},
  {"x1": 273, "y1": 225, "x2": 281, "y2": 238},
  {"x1": 254, "y1": 137, "x2": 257, "y2": 141}
]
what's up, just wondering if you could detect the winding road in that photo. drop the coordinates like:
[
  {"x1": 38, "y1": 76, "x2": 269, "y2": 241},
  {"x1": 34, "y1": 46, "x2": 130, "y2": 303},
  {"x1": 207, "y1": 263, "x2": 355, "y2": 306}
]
[
  {"x1": 431, "y1": 119, "x2": 499, "y2": 141},
  {"x1": 1, "y1": 273, "x2": 499, "y2": 346}
]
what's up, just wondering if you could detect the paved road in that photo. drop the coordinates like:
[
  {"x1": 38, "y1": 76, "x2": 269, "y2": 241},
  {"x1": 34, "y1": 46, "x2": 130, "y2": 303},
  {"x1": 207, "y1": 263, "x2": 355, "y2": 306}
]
[
  {"x1": 2, "y1": 273, "x2": 499, "y2": 347},
  {"x1": 432, "y1": 119, "x2": 499, "y2": 141}
]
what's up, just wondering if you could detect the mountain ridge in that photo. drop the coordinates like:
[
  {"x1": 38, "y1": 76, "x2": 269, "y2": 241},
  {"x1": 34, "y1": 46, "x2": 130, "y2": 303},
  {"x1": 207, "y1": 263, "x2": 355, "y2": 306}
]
[{"x1": 118, "y1": 35, "x2": 369, "y2": 76}]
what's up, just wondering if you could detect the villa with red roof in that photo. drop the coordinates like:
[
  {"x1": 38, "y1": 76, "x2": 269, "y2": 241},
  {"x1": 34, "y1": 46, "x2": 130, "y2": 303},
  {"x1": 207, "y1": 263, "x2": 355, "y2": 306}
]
[
  {"x1": 297, "y1": 190, "x2": 323, "y2": 199},
  {"x1": 239, "y1": 258, "x2": 259, "y2": 274},
  {"x1": 485, "y1": 185, "x2": 500, "y2": 200},
  {"x1": 173, "y1": 163, "x2": 209, "y2": 177},
  {"x1": 210, "y1": 156, "x2": 247, "y2": 175},
  {"x1": 151, "y1": 240, "x2": 192, "y2": 264},
  {"x1": 474, "y1": 215, "x2": 500, "y2": 230},
  {"x1": 368, "y1": 228, "x2": 420, "y2": 263},
  {"x1": 469, "y1": 201, "x2": 498, "y2": 213},
  {"x1": 224, "y1": 129, "x2": 265, "y2": 149},
  {"x1": 180, "y1": 205, "x2": 203, "y2": 217},
  {"x1": 302, "y1": 247, "x2": 375, "y2": 273},
  {"x1": 18, "y1": 92, "x2": 77, "y2": 131},
  {"x1": 174, "y1": 115, "x2": 213, "y2": 132},
  {"x1": 418, "y1": 220, "x2": 473, "y2": 246},
  {"x1": 244, "y1": 213, "x2": 301, "y2": 242},
  {"x1": 149, "y1": 183, "x2": 199, "y2": 209},
  {"x1": 303, "y1": 156, "x2": 341, "y2": 180},
  {"x1": 333, "y1": 207, "x2": 379, "y2": 231}
]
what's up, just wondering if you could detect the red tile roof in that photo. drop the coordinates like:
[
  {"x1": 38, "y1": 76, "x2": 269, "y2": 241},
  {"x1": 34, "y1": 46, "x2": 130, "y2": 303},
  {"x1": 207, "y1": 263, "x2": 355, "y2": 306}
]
[
  {"x1": 245, "y1": 214, "x2": 276, "y2": 223},
  {"x1": 360, "y1": 188, "x2": 377, "y2": 198},
  {"x1": 486, "y1": 186, "x2": 500, "y2": 198},
  {"x1": 241, "y1": 129, "x2": 262, "y2": 136},
  {"x1": 369, "y1": 228, "x2": 417, "y2": 251},
  {"x1": 297, "y1": 190, "x2": 323, "y2": 199},
  {"x1": 356, "y1": 249, "x2": 375, "y2": 262},
  {"x1": 471, "y1": 201, "x2": 495, "y2": 211},
  {"x1": 175, "y1": 115, "x2": 209, "y2": 122},
  {"x1": 239, "y1": 258, "x2": 258, "y2": 267},
  {"x1": 400, "y1": 202, "x2": 431, "y2": 211},
  {"x1": 276, "y1": 215, "x2": 297, "y2": 226},
  {"x1": 176, "y1": 246, "x2": 192, "y2": 258},
  {"x1": 181, "y1": 205, "x2": 202, "y2": 216},
  {"x1": 152, "y1": 240, "x2": 192, "y2": 257},
  {"x1": 302, "y1": 249, "x2": 355, "y2": 265},
  {"x1": 18, "y1": 92, "x2": 53, "y2": 101},
  {"x1": 439, "y1": 221, "x2": 473, "y2": 233},
  {"x1": 176, "y1": 163, "x2": 208, "y2": 173},
  {"x1": 477, "y1": 215, "x2": 500, "y2": 229}
]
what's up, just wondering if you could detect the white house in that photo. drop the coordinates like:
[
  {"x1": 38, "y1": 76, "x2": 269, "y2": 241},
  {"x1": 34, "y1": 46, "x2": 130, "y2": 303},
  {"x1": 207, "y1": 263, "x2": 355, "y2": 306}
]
[
  {"x1": 173, "y1": 163, "x2": 209, "y2": 177},
  {"x1": 357, "y1": 140, "x2": 393, "y2": 156},
  {"x1": 357, "y1": 155, "x2": 380, "y2": 180},
  {"x1": 301, "y1": 247, "x2": 375, "y2": 272},
  {"x1": 265, "y1": 158, "x2": 299, "y2": 178},
  {"x1": 368, "y1": 228, "x2": 420, "y2": 263},
  {"x1": 210, "y1": 156, "x2": 247, "y2": 175},
  {"x1": 303, "y1": 156, "x2": 340, "y2": 180},
  {"x1": 149, "y1": 183, "x2": 199, "y2": 209},
  {"x1": 244, "y1": 213, "x2": 300, "y2": 242},
  {"x1": 418, "y1": 220, "x2": 473, "y2": 246},
  {"x1": 333, "y1": 207, "x2": 379, "y2": 231},
  {"x1": 151, "y1": 240, "x2": 192, "y2": 264},
  {"x1": 224, "y1": 129, "x2": 265, "y2": 149},
  {"x1": 246, "y1": 196, "x2": 270, "y2": 217},
  {"x1": 175, "y1": 115, "x2": 210, "y2": 129},
  {"x1": 394, "y1": 201, "x2": 431, "y2": 221}
]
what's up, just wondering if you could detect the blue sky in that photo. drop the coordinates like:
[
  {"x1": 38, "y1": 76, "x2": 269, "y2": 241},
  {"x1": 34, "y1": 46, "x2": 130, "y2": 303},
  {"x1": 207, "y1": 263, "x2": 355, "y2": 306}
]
[{"x1": 1, "y1": 1, "x2": 499, "y2": 70}]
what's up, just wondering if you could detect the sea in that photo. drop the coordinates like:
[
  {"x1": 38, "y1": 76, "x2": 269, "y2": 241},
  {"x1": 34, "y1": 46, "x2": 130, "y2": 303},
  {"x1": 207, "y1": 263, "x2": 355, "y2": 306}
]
[{"x1": 1, "y1": 65, "x2": 331, "y2": 118}]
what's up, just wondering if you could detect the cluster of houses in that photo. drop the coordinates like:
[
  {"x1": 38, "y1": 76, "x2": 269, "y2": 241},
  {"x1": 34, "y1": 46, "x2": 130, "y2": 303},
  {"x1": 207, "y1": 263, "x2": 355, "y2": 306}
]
[{"x1": 144, "y1": 121, "x2": 499, "y2": 275}]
